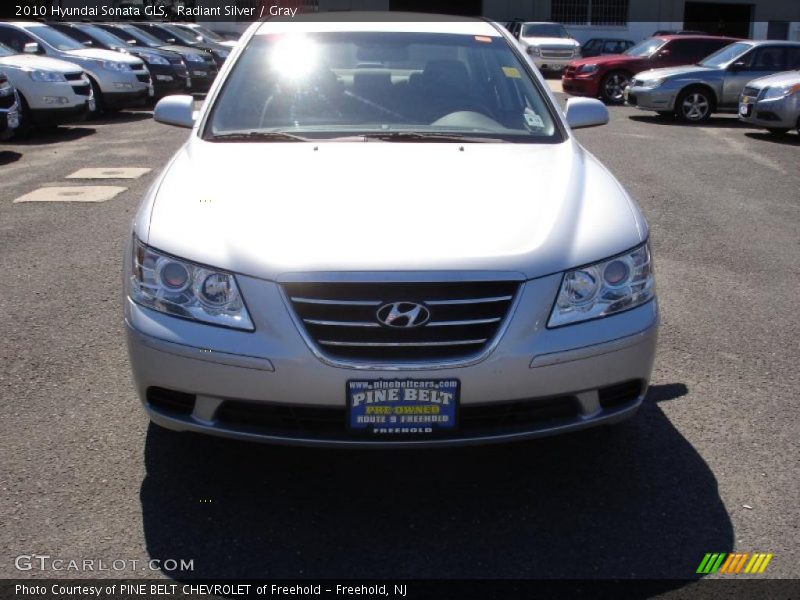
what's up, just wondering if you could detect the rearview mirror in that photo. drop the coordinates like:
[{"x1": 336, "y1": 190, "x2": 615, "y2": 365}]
[
  {"x1": 154, "y1": 95, "x2": 195, "y2": 128},
  {"x1": 23, "y1": 42, "x2": 41, "y2": 55},
  {"x1": 564, "y1": 97, "x2": 609, "y2": 129}
]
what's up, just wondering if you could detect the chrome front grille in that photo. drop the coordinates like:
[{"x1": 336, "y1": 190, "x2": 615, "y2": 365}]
[
  {"x1": 284, "y1": 281, "x2": 520, "y2": 364},
  {"x1": 540, "y1": 48, "x2": 574, "y2": 59}
]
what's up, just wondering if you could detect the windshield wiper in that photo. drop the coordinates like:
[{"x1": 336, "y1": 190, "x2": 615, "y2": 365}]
[
  {"x1": 362, "y1": 132, "x2": 506, "y2": 143},
  {"x1": 208, "y1": 131, "x2": 312, "y2": 142}
]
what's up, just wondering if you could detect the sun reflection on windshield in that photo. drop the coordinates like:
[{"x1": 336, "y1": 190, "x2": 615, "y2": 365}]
[{"x1": 270, "y1": 35, "x2": 319, "y2": 80}]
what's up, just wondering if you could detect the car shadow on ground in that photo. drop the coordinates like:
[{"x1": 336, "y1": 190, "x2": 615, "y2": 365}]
[
  {"x1": 628, "y1": 114, "x2": 748, "y2": 129},
  {"x1": 140, "y1": 382, "x2": 732, "y2": 590},
  {"x1": 87, "y1": 110, "x2": 153, "y2": 125},
  {"x1": 744, "y1": 131, "x2": 800, "y2": 145},
  {"x1": 6, "y1": 126, "x2": 95, "y2": 146},
  {"x1": 0, "y1": 150, "x2": 21, "y2": 165}
]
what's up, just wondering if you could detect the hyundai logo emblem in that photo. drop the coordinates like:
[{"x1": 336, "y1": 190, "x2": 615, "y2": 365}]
[{"x1": 376, "y1": 302, "x2": 431, "y2": 328}]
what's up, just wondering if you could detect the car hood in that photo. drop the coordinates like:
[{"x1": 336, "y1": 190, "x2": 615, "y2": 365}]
[
  {"x1": 161, "y1": 44, "x2": 211, "y2": 58},
  {"x1": 569, "y1": 54, "x2": 640, "y2": 67},
  {"x1": 0, "y1": 53, "x2": 83, "y2": 73},
  {"x1": 521, "y1": 37, "x2": 579, "y2": 48},
  {"x1": 745, "y1": 69, "x2": 800, "y2": 88},
  {"x1": 143, "y1": 140, "x2": 646, "y2": 280},
  {"x1": 636, "y1": 64, "x2": 716, "y2": 81},
  {"x1": 66, "y1": 47, "x2": 142, "y2": 64}
]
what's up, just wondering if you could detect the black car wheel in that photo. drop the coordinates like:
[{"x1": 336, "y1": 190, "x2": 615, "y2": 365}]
[
  {"x1": 766, "y1": 127, "x2": 789, "y2": 135},
  {"x1": 600, "y1": 70, "x2": 630, "y2": 104},
  {"x1": 676, "y1": 87, "x2": 714, "y2": 123}
]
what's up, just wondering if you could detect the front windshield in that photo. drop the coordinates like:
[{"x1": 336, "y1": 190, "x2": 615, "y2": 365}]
[
  {"x1": 521, "y1": 24, "x2": 569, "y2": 38},
  {"x1": 0, "y1": 42, "x2": 15, "y2": 57},
  {"x1": 78, "y1": 24, "x2": 129, "y2": 49},
  {"x1": 698, "y1": 41, "x2": 750, "y2": 68},
  {"x1": 207, "y1": 32, "x2": 559, "y2": 143},
  {"x1": 30, "y1": 26, "x2": 84, "y2": 51},
  {"x1": 624, "y1": 38, "x2": 666, "y2": 57},
  {"x1": 116, "y1": 24, "x2": 163, "y2": 47}
]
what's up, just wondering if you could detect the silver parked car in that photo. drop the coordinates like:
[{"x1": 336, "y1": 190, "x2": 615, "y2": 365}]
[
  {"x1": 0, "y1": 22, "x2": 152, "y2": 112},
  {"x1": 625, "y1": 40, "x2": 800, "y2": 122},
  {"x1": 739, "y1": 70, "x2": 800, "y2": 135},
  {"x1": 125, "y1": 16, "x2": 658, "y2": 447}
]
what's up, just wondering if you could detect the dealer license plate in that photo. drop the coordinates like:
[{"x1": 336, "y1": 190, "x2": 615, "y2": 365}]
[{"x1": 347, "y1": 379, "x2": 459, "y2": 435}]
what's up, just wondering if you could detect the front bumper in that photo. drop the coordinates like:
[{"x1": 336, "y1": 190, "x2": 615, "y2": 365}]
[
  {"x1": 738, "y1": 94, "x2": 799, "y2": 129},
  {"x1": 562, "y1": 74, "x2": 600, "y2": 97},
  {"x1": 532, "y1": 56, "x2": 575, "y2": 72},
  {"x1": 624, "y1": 85, "x2": 678, "y2": 112},
  {"x1": 147, "y1": 64, "x2": 191, "y2": 98},
  {"x1": 103, "y1": 89, "x2": 149, "y2": 110},
  {"x1": 125, "y1": 272, "x2": 659, "y2": 447},
  {"x1": 30, "y1": 101, "x2": 91, "y2": 126}
]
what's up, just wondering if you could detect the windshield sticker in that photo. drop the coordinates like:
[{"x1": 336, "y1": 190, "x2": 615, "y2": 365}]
[
  {"x1": 524, "y1": 109, "x2": 544, "y2": 129},
  {"x1": 474, "y1": 35, "x2": 493, "y2": 43},
  {"x1": 502, "y1": 66, "x2": 522, "y2": 78}
]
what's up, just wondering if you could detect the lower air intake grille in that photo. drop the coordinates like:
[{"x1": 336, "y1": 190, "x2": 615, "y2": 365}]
[{"x1": 284, "y1": 281, "x2": 520, "y2": 364}]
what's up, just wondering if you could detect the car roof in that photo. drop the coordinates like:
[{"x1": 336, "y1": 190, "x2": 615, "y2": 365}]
[
  {"x1": 745, "y1": 39, "x2": 800, "y2": 47},
  {"x1": 657, "y1": 34, "x2": 741, "y2": 42},
  {"x1": 255, "y1": 13, "x2": 500, "y2": 37}
]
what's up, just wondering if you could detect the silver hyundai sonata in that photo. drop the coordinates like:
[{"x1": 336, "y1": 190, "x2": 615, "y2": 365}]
[{"x1": 125, "y1": 16, "x2": 658, "y2": 447}]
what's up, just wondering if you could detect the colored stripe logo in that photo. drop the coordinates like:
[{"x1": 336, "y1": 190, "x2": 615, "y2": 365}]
[{"x1": 697, "y1": 553, "x2": 773, "y2": 574}]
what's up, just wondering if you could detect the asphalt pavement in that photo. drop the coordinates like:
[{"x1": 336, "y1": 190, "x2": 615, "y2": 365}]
[{"x1": 1, "y1": 96, "x2": 798, "y2": 589}]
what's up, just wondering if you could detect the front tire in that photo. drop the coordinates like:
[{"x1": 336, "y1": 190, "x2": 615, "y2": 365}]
[
  {"x1": 600, "y1": 70, "x2": 630, "y2": 104},
  {"x1": 676, "y1": 87, "x2": 714, "y2": 123},
  {"x1": 87, "y1": 76, "x2": 104, "y2": 117},
  {"x1": 766, "y1": 127, "x2": 789, "y2": 135}
]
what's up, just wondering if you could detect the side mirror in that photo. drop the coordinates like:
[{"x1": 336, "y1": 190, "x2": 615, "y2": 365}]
[
  {"x1": 729, "y1": 61, "x2": 746, "y2": 71},
  {"x1": 82, "y1": 40, "x2": 93, "y2": 47},
  {"x1": 565, "y1": 97, "x2": 609, "y2": 129},
  {"x1": 656, "y1": 49, "x2": 671, "y2": 58},
  {"x1": 154, "y1": 95, "x2": 195, "y2": 128},
  {"x1": 23, "y1": 42, "x2": 41, "y2": 55},
  {"x1": 166, "y1": 38, "x2": 177, "y2": 44}
]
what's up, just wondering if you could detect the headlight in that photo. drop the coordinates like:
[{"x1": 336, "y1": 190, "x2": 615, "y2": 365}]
[
  {"x1": 185, "y1": 53, "x2": 205, "y2": 63},
  {"x1": 29, "y1": 70, "x2": 67, "y2": 83},
  {"x1": 578, "y1": 64, "x2": 598, "y2": 75},
  {"x1": 762, "y1": 83, "x2": 800, "y2": 100},
  {"x1": 129, "y1": 239, "x2": 254, "y2": 331},
  {"x1": 549, "y1": 244, "x2": 654, "y2": 327},
  {"x1": 141, "y1": 53, "x2": 169, "y2": 66},
  {"x1": 0, "y1": 80, "x2": 12, "y2": 96},
  {"x1": 637, "y1": 78, "x2": 665, "y2": 89},
  {"x1": 102, "y1": 61, "x2": 132, "y2": 72},
  {"x1": 527, "y1": 46, "x2": 541, "y2": 57}
]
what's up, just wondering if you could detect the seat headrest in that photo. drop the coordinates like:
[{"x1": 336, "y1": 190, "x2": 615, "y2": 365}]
[{"x1": 421, "y1": 60, "x2": 470, "y2": 94}]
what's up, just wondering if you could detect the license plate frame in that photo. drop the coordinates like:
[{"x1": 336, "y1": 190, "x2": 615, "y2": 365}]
[{"x1": 347, "y1": 379, "x2": 460, "y2": 436}]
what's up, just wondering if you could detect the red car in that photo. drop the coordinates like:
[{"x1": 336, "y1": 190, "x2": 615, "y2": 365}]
[{"x1": 563, "y1": 35, "x2": 740, "y2": 103}]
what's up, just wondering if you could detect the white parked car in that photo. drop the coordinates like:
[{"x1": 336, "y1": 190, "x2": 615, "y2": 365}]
[
  {"x1": 0, "y1": 41, "x2": 93, "y2": 131},
  {"x1": 125, "y1": 16, "x2": 657, "y2": 447},
  {"x1": 508, "y1": 21, "x2": 581, "y2": 72},
  {"x1": 0, "y1": 22, "x2": 152, "y2": 112}
]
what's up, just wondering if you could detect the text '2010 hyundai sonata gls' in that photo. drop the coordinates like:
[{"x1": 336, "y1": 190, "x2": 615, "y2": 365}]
[{"x1": 125, "y1": 16, "x2": 658, "y2": 447}]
